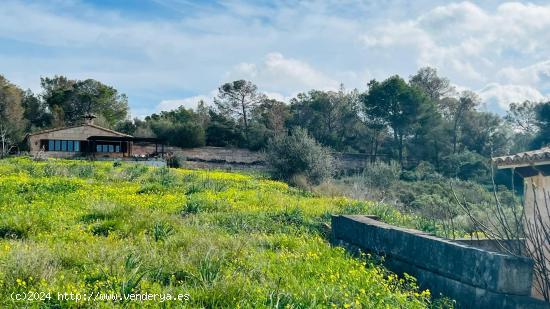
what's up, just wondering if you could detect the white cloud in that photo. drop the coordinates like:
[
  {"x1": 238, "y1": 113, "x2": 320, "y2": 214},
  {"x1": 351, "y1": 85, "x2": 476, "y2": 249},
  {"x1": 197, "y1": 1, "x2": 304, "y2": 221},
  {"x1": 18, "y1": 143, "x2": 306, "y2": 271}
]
[
  {"x1": 156, "y1": 96, "x2": 208, "y2": 113},
  {"x1": 262, "y1": 91, "x2": 292, "y2": 103},
  {"x1": 155, "y1": 88, "x2": 292, "y2": 114},
  {"x1": 155, "y1": 89, "x2": 218, "y2": 113},
  {"x1": 497, "y1": 60, "x2": 550, "y2": 88},
  {"x1": 360, "y1": 1, "x2": 550, "y2": 110},
  {"x1": 229, "y1": 53, "x2": 339, "y2": 95},
  {"x1": 1, "y1": 0, "x2": 549, "y2": 116},
  {"x1": 478, "y1": 83, "x2": 547, "y2": 111}
]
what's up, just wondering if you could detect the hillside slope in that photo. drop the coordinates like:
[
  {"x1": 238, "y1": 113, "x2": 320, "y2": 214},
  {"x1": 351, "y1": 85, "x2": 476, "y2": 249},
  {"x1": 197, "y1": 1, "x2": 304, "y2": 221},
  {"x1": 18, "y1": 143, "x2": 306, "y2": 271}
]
[{"x1": 0, "y1": 158, "x2": 433, "y2": 308}]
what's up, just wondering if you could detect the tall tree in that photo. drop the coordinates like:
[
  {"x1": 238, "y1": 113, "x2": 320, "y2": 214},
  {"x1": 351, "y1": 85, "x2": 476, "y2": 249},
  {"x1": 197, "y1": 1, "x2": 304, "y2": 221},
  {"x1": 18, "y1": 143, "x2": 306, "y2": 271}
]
[
  {"x1": 253, "y1": 99, "x2": 289, "y2": 134},
  {"x1": 505, "y1": 101, "x2": 539, "y2": 152},
  {"x1": 506, "y1": 101, "x2": 538, "y2": 134},
  {"x1": 248, "y1": 99, "x2": 290, "y2": 149},
  {"x1": 114, "y1": 119, "x2": 138, "y2": 136},
  {"x1": 196, "y1": 100, "x2": 211, "y2": 130},
  {"x1": 145, "y1": 106, "x2": 206, "y2": 148},
  {"x1": 409, "y1": 67, "x2": 454, "y2": 103},
  {"x1": 22, "y1": 89, "x2": 51, "y2": 130},
  {"x1": 288, "y1": 85, "x2": 364, "y2": 151},
  {"x1": 0, "y1": 75, "x2": 25, "y2": 155},
  {"x1": 461, "y1": 111, "x2": 511, "y2": 156},
  {"x1": 445, "y1": 91, "x2": 480, "y2": 153},
  {"x1": 206, "y1": 109, "x2": 244, "y2": 147},
  {"x1": 40, "y1": 76, "x2": 75, "y2": 126},
  {"x1": 532, "y1": 102, "x2": 550, "y2": 148},
  {"x1": 362, "y1": 76, "x2": 435, "y2": 166},
  {"x1": 214, "y1": 80, "x2": 266, "y2": 144},
  {"x1": 40, "y1": 76, "x2": 128, "y2": 127}
]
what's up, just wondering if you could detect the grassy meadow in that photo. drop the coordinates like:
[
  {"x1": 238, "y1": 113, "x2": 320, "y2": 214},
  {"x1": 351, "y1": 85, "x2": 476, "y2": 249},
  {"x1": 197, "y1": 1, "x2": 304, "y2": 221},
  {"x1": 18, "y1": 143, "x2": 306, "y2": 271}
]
[{"x1": 0, "y1": 157, "x2": 438, "y2": 308}]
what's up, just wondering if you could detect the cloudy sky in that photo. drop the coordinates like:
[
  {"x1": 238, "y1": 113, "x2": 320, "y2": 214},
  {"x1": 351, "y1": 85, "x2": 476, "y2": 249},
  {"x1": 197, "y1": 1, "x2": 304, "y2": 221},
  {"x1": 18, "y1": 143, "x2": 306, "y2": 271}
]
[{"x1": 1, "y1": 0, "x2": 549, "y2": 117}]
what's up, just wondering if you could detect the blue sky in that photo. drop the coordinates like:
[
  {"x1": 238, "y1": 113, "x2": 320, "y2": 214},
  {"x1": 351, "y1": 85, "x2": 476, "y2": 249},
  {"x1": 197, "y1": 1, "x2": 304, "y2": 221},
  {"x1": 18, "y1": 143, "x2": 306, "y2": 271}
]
[{"x1": 1, "y1": 0, "x2": 549, "y2": 117}]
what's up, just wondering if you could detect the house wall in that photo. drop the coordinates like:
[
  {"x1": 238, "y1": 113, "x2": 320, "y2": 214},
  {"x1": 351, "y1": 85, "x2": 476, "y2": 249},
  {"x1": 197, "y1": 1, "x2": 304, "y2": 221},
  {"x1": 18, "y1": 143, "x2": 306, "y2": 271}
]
[
  {"x1": 524, "y1": 174, "x2": 550, "y2": 229},
  {"x1": 524, "y1": 174, "x2": 550, "y2": 299}
]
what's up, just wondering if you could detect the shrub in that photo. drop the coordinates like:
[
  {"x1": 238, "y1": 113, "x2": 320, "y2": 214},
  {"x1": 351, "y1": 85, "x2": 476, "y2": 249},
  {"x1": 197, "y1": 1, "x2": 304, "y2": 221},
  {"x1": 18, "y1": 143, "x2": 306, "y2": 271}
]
[
  {"x1": 440, "y1": 150, "x2": 489, "y2": 181},
  {"x1": 90, "y1": 220, "x2": 119, "y2": 236},
  {"x1": 121, "y1": 164, "x2": 149, "y2": 181},
  {"x1": 150, "y1": 221, "x2": 175, "y2": 242},
  {"x1": 0, "y1": 226, "x2": 26, "y2": 239},
  {"x1": 266, "y1": 128, "x2": 334, "y2": 185},
  {"x1": 196, "y1": 252, "x2": 224, "y2": 287},
  {"x1": 81, "y1": 202, "x2": 127, "y2": 223},
  {"x1": 361, "y1": 161, "x2": 401, "y2": 189},
  {"x1": 182, "y1": 194, "x2": 229, "y2": 215},
  {"x1": 166, "y1": 154, "x2": 183, "y2": 168},
  {"x1": 68, "y1": 163, "x2": 94, "y2": 178},
  {"x1": 137, "y1": 182, "x2": 165, "y2": 194},
  {"x1": 3, "y1": 244, "x2": 59, "y2": 285},
  {"x1": 149, "y1": 166, "x2": 177, "y2": 187},
  {"x1": 401, "y1": 161, "x2": 441, "y2": 182},
  {"x1": 43, "y1": 162, "x2": 68, "y2": 177}
]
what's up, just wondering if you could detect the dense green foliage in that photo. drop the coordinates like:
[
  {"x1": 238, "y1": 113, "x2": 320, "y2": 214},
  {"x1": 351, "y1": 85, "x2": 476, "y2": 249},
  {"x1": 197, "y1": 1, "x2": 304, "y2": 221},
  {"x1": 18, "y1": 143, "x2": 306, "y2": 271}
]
[
  {"x1": 266, "y1": 128, "x2": 335, "y2": 185},
  {"x1": 361, "y1": 76, "x2": 437, "y2": 165},
  {"x1": 144, "y1": 107, "x2": 206, "y2": 148},
  {"x1": 532, "y1": 102, "x2": 550, "y2": 148},
  {"x1": 40, "y1": 76, "x2": 129, "y2": 127},
  {"x1": 0, "y1": 158, "x2": 441, "y2": 308},
  {"x1": 2, "y1": 69, "x2": 549, "y2": 168}
]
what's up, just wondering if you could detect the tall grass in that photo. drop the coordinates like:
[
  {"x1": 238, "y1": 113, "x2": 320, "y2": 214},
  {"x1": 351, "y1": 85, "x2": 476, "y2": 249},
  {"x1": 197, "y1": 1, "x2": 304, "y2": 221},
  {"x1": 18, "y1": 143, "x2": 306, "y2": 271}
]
[{"x1": 0, "y1": 157, "x2": 439, "y2": 308}]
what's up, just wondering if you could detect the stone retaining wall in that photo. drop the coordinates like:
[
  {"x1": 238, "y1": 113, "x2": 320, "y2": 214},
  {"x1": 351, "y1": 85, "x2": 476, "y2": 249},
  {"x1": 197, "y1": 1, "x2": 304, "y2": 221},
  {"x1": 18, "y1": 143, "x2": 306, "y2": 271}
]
[
  {"x1": 170, "y1": 146, "x2": 373, "y2": 172},
  {"x1": 332, "y1": 215, "x2": 549, "y2": 309}
]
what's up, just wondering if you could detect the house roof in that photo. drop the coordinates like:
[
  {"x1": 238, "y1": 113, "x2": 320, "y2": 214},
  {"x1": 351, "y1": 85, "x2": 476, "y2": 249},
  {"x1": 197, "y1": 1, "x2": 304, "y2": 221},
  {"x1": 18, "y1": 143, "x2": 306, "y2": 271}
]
[
  {"x1": 26, "y1": 124, "x2": 132, "y2": 138},
  {"x1": 492, "y1": 147, "x2": 550, "y2": 169},
  {"x1": 87, "y1": 136, "x2": 163, "y2": 142}
]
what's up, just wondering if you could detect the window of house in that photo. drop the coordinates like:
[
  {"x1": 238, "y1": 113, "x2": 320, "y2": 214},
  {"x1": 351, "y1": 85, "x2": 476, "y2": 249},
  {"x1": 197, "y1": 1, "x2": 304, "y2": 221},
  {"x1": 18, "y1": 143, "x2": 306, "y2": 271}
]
[
  {"x1": 46, "y1": 140, "x2": 82, "y2": 152},
  {"x1": 94, "y1": 143, "x2": 121, "y2": 153}
]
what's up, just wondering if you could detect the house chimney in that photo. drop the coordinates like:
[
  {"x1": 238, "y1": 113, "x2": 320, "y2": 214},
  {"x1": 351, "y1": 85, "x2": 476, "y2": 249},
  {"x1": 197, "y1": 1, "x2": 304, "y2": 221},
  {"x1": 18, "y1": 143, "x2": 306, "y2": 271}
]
[{"x1": 83, "y1": 114, "x2": 96, "y2": 125}]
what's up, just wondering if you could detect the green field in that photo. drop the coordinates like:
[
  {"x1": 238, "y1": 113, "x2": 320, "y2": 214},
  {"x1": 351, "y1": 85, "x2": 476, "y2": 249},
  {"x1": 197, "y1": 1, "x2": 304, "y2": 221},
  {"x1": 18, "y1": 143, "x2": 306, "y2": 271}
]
[{"x1": 0, "y1": 158, "x2": 434, "y2": 308}]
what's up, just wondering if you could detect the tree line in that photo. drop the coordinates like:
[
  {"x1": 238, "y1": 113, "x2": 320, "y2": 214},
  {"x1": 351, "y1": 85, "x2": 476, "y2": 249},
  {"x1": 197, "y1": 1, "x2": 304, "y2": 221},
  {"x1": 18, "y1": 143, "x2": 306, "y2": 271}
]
[{"x1": 1, "y1": 68, "x2": 549, "y2": 175}]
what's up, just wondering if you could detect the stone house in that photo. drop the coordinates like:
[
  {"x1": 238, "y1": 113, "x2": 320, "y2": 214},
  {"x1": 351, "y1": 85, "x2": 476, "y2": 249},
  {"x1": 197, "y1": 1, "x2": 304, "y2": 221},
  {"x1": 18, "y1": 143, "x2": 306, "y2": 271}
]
[{"x1": 25, "y1": 116, "x2": 164, "y2": 159}]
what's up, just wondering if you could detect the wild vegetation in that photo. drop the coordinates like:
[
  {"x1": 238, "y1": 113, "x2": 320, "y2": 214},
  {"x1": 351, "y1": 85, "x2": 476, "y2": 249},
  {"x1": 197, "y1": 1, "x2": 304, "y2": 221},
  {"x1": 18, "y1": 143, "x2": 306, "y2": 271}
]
[
  {"x1": 0, "y1": 66, "x2": 547, "y2": 305},
  {"x1": 0, "y1": 157, "x2": 447, "y2": 308},
  {"x1": 2, "y1": 69, "x2": 549, "y2": 165},
  {"x1": 313, "y1": 161, "x2": 520, "y2": 239}
]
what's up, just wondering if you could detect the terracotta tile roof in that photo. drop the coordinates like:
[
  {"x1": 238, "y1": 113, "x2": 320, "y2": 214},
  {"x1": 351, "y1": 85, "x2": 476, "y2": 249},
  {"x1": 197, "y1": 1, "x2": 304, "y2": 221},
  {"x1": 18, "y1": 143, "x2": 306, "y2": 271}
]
[
  {"x1": 492, "y1": 147, "x2": 550, "y2": 168},
  {"x1": 26, "y1": 124, "x2": 132, "y2": 138}
]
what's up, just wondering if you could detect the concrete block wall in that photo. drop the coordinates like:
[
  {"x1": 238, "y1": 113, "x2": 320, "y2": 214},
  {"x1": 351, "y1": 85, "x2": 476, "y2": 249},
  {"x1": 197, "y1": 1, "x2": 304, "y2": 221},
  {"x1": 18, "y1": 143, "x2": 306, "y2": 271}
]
[{"x1": 332, "y1": 215, "x2": 549, "y2": 309}]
